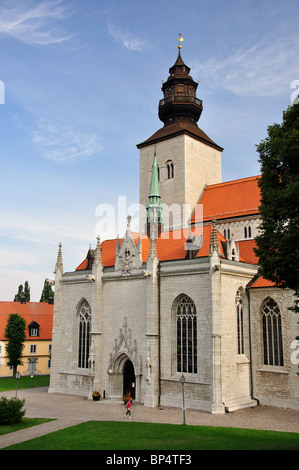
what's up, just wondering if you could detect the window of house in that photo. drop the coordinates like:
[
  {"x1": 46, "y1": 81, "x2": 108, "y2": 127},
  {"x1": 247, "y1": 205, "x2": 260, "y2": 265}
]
[
  {"x1": 262, "y1": 298, "x2": 284, "y2": 366},
  {"x1": 236, "y1": 288, "x2": 245, "y2": 354},
  {"x1": 28, "y1": 357, "x2": 37, "y2": 374},
  {"x1": 28, "y1": 321, "x2": 39, "y2": 337},
  {"x1": 30, "y1": 344, "x2": 37, "y2": 354},
  {"x1": 78, "y1": 300, "x2": 91, "y2": 369},
  {"x1": 176, "y1": 295, "x2": 197, "y2": 374}
]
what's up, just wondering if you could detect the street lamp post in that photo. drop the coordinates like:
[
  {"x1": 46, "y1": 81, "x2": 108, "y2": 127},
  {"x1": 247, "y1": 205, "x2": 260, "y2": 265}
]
[
  {"x1": 15, "y1": 371, "x2": 21, "y2": 398},
  {"x1": 180, "y1": 374, "x2": 186, "y2": 425}
]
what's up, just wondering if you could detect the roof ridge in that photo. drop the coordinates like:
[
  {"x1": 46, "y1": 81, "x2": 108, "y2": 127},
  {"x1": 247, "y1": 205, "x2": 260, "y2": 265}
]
[{"x1": 205, "y1": 175, "x2": 260, "y2": 190}]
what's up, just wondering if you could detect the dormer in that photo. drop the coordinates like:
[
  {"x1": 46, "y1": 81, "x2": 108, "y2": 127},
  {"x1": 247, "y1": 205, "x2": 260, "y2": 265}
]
[{"x1": 28, "y1": 321, "x2": 39, "y2": 337}]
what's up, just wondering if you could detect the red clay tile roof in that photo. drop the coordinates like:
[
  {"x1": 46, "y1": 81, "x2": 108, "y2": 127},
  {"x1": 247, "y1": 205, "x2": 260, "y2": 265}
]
[
  {"x1": 76, "y1": 225, "x2": 229, "y2": 271},
  {"x1": 248, "y1": 276, "x2": 276, "y2": 288},
  {"x1": 191, "y1": 176, "x2": 261, "y2": 223},
  {"x1": 156, "y1": 226, "x2": 222, "y2": 261},
  {"x1": 238, "y1": 239, "x2": 259, "y2": 265},
  {"x1": 0, "y1": 302, "x2": 53, "y2": 340}
]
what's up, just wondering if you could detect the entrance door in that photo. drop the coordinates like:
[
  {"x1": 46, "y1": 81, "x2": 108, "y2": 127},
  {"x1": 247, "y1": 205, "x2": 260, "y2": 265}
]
[{"x1": 123, "y1": 360, "x2": 135, "y2": 399}]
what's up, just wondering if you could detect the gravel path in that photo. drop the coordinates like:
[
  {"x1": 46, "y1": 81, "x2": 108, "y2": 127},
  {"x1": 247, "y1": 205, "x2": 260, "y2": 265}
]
[{"x1": 0, "y1": 387, "x2": 298, "y2": 449}]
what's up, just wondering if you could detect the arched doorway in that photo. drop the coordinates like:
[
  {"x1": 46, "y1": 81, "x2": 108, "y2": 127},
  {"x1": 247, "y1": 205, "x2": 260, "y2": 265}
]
[{"x1": 123, "y1": 359, "x2": 135, "y2": 399}]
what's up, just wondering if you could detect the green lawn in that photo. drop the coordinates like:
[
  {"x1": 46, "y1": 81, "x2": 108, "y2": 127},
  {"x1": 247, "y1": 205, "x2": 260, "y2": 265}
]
[
  {"x1": 0, "y1": 375, "x2": 50, "y2": 391},
  {"x1": 1, "y1": 376, "x2": 298, "y2": 450},
  {"x1": 0, "y1": 417, "x2": 54, "y2": 436},
  {"x1": 3, "y1": 420, "x2": 299, "y2": 450}
]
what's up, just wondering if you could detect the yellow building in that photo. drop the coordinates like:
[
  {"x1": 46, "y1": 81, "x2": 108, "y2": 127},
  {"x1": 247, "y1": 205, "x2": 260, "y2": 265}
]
[{"x1": 0, "y1": 301, "x2": 53, "y2": 377}]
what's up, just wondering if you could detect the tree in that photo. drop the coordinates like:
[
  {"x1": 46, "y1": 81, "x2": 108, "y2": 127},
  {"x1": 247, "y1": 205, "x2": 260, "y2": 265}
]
[
  {"x1": 13, "y1": 281, "x2": 30, "y2": 302},
  {"x1": 254, "y1": 103, "x2": 299, "y2": 310},
  {"x1": 24, "y1": 281, "x2": 30, "y2": 301},
  {"x1": 4, "y1": 313, "x2": 27, "y2": 377},
  {"x1": 14, "y1": 285, "x2": 23, "y2": 302},
  {"x1": 40, "y1": 279, "x2": 54, "y2": 303}
]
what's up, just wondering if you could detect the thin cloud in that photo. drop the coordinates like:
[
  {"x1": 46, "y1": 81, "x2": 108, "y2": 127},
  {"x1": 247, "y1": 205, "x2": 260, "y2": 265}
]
[
  {"x1": 107, "y1": 23, "x2": 145, "y2": 52},
  {"x1": 0, "y1": 209, "x2": 94, "y2": 247},
  {"x1": 0, "y1": 0, "x2": 73, "y2": 45},
  {"x1": 195, "y1": 30, "x2": 299, "y2": 97},
  {"x1": 32, "y1": 118, "x2": 102, "y2": 163}
]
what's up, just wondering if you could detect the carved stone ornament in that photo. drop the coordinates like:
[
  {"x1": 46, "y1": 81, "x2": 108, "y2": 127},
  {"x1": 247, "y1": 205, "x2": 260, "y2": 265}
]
[
  {"x1": 119, "y1": 245, "x2": 135, "y2": 275},
  {"x1": 115, "y1": 216, "x2": 142, "y2": 275},
  {"x1": 107, "y1": 318, "x2": 142, "y2": 375}
]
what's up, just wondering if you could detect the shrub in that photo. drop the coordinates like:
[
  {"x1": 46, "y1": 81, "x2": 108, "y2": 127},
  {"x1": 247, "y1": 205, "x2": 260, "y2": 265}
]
[{"x1": 0, "y1": 397, "x2": 26, "y2": 425}]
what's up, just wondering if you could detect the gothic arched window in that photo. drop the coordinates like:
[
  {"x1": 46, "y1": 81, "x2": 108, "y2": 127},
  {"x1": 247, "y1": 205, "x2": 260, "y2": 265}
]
[
  {"x1": 236, "y1": 288, "x2": 245, "y2": 354},
  {"x1": 78, "y1": 300, "x2": 91, "y2": 369},
  {"x1": 262, "y1": 298, "x2": 283, "y2": 366},
  {"x1": 176, "y1": 295, "x2": 197, "y2": 373}
]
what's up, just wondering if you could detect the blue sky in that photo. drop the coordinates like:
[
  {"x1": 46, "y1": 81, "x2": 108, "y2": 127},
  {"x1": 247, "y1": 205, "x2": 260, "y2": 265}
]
[{"x1": 0, "y1": 0, "x2": 298, "y2": 301}]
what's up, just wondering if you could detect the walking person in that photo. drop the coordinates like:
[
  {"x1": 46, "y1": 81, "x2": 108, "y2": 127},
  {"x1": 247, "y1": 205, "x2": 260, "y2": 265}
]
[{"x1": 125, "y1": 399, "x2": 132, "y2": 418}]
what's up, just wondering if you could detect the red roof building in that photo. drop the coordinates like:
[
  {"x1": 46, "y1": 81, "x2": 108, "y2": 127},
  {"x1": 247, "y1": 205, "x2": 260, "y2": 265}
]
[{"x1": 0, "y1": 302, "x2": 53, "y2": 377}]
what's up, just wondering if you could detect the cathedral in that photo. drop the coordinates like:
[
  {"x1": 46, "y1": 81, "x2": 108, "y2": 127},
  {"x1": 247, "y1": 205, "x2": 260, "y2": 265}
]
[{"x1": 49, "y1": 42, "x2": 299, "y2": 413}]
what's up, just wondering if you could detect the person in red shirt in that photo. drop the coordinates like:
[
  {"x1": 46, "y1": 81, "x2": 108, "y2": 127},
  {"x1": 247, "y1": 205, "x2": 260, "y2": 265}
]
[{"x1": 125, "y1": 400, "x2": 132, "y2": 418}]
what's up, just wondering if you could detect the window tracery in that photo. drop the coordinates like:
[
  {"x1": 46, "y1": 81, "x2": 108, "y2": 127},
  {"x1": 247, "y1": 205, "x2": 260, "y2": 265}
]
[
  {"x1": 262, "y1": 298, "x2": 283, "y2": 366},
  {"x1": 176, "y1": 295, "x2": 197, "y2": 373},
  {"x1": 78, "y1": 301, "x2": 91, "y2": 369},
  {"x1": 236, "y1": 288, "x2": 245, "y2": 354}
]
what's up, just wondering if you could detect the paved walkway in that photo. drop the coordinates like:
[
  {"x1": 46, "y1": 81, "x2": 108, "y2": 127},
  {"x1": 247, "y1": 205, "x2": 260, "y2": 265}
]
[{"x1": 0, "y1": 387, "x2": 299, "y2": 449}]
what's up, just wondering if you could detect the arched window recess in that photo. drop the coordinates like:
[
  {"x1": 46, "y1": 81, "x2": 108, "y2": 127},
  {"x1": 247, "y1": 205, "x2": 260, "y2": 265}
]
[
  {"x1": 175, "y1": 294, "x2": 197, "y2": 374},
  {"x1": 166, "y1": 160, "x2": 174, "y2": 179},
  {"x1": 77, "y1": 299, "x2": 92, "y2": 369}
]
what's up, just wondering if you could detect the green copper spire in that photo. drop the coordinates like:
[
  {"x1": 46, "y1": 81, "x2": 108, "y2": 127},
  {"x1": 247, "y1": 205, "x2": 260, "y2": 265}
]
[
  {"x1": 149, "y1": 153, "x2": 160, "y2": 198},
  {"x1": 146, "y1": 151, "x2": 163, "y2": 238}
]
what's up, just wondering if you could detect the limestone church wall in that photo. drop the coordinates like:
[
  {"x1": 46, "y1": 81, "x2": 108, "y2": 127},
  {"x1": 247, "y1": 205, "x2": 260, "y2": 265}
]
[
  {"x1": 219, "y1": 262, "x2": 256, "y2": 412},
  {"x1": 159, "y1": 258, "x2": 212, "y2": 412},
  {"x1": 100, "y1": 275, "x2": 148, "y2": 401},
  {"x1": 249, "y1": 286, "x2": 299, "y2": 410},
  {"x1": 49, "y1": 272, "x2": 94, "y2": 397},
  {"x1": 157, "y1": 257, "x2": 257, "y2": 413}
]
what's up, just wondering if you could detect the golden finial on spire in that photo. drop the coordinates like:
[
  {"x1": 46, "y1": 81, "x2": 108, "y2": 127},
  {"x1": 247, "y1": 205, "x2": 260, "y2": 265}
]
[{"x1": 177, "y1": 33, "x2": 183, "y2": 49}]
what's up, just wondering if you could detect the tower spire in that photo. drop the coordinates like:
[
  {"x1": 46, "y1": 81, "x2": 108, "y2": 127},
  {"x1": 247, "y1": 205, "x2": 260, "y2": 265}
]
[
  {"x1": 149, "y1": 149, "x2": 160, "y2": 198},
  {"x1": 54, "y1": 243, "x2": 63, "y2": 276},
  {"x1": 158, "y1": 37, "x2": 203, "y2": 126},
  {"x1": 177, "y1": 33, "x2": 183, "y2": 49},
  {"x1": 146, "y1": 150, "x2": 163, "y2": 239}
]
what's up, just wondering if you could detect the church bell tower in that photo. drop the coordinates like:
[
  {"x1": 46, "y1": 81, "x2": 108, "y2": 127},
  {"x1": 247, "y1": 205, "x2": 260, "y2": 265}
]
[
  {"x1": 158, "y1": 34, "x2": 203, "y2": 127},
  {"x1": 138, "y1": 36, "x2": 223, "y2": 231}
]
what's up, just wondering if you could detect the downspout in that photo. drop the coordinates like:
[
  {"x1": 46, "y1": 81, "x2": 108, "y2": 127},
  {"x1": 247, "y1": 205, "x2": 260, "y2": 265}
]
[
  {"x1": 158, "y1": 263, "x2": 161, "y2": 406},
  {"x1": 246, "y1": 286, "x2": 259, "y2": 405}
]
